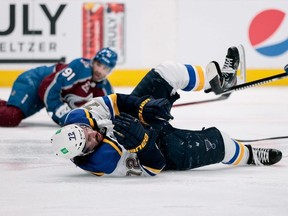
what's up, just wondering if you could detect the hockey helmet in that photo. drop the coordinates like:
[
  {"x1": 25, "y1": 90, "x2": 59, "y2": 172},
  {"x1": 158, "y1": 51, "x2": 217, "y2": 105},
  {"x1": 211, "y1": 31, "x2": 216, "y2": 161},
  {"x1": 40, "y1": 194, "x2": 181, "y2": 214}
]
[
  {"x1": 51, "y1": 124, "x2": 86, "y2": 159},
  {"x1": 93, "y1": 47, "x2": 118, "y2": 69}
]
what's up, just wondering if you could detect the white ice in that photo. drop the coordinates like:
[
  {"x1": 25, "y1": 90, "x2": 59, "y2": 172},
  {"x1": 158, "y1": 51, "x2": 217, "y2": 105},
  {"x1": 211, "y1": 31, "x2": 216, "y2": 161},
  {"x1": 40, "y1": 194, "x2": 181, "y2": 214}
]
[{"x1": 0, "y1": 87, "x2": 288, "y2": 216}]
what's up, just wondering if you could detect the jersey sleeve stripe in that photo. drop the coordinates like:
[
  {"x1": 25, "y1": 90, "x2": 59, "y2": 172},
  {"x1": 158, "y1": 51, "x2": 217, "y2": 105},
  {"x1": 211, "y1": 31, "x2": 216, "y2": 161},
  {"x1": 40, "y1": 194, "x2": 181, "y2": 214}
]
[
  {"x1": 103, "y1": 138, "x2": 122, "y2": 156},
  {"x1": 103, "y1": 96, "x2": 115, "y2": 117},
  {"x1": 109, "y1": 94, "x2": 120, "y2": 116},
  {"x1": 84, "y1": 109, "x2": 95, "y2": 128}
]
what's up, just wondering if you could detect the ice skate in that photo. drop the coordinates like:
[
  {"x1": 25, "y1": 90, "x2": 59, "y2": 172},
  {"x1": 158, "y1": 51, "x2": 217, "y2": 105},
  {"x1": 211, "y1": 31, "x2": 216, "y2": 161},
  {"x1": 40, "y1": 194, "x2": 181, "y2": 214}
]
[
  {"x1": 245, "y1": 144, "x2": 282, "y2": 166},
  {"x1": 221, "y1": 46, "x2": 240, "y2": 88},
  {"x1": 205, "y1": 45, "x2": 243, "y2": 94}
]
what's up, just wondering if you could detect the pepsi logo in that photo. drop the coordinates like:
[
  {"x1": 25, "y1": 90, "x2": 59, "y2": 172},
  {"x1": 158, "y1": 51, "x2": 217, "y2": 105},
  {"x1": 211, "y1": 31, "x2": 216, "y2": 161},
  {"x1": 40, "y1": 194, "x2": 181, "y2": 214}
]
[{"x1": 248, "y1": 9, "x2": 288, "y2": 56}]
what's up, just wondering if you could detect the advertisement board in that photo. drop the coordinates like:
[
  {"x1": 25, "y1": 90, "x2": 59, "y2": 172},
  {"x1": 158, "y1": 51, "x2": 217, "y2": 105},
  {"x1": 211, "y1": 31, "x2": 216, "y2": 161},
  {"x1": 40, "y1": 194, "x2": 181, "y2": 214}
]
[
  {"x1": 0, "y1": 1, "x2": 125, "y2": 67},
  {"x1": 0, "y1": 0, "x2": 287, "y2": 87},
  {"x1": 0, "y1": 3, "x2": 68, "y2": 64},
  {"x1": 82, "y1": 3, "x2": 125, "y2": 63}
]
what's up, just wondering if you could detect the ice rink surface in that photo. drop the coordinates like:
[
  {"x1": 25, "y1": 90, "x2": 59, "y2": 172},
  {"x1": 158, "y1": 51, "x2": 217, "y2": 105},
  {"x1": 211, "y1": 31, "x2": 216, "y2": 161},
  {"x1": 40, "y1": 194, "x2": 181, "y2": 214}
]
[{"x1": 1, "y1": 86, "x2": 288, "y2": 216}]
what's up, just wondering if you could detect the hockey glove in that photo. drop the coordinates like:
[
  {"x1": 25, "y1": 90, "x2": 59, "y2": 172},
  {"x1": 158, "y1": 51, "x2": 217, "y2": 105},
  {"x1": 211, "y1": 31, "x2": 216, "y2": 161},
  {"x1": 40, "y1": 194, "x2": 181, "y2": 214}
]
[
  {"x1": 138, "y1": 97, "x2": 173, "y2": 124},
  {"x1": 113, "y1": 113, "x2": 152, "y2": 153}
]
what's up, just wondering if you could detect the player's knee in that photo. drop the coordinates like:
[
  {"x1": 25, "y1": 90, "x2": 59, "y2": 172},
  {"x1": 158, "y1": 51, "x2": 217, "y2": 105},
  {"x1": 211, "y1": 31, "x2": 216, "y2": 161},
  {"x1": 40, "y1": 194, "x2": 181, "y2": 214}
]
[
  {"x1": 0, "y1": 105, "x2": 24, "y2": 127},
  {"x1": 132, "y1": 69, "x2": 179, "y2": 105},
  {"x1": 159, "y1": 127, "x2": 225, "y2": 170}
]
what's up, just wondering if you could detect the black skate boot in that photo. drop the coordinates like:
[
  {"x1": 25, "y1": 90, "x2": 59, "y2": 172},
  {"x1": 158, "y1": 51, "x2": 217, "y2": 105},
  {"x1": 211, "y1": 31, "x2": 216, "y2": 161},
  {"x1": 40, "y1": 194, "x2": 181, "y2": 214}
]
[
  {"x1": 205, "y1": 46, "x2": 240, "y2": 94},
  {"x1": 221, "y1": 46, "x2": 240, "y2": 89},
  {"x1": 245, "y1": 144, "x2": 282, "y2": 166}
]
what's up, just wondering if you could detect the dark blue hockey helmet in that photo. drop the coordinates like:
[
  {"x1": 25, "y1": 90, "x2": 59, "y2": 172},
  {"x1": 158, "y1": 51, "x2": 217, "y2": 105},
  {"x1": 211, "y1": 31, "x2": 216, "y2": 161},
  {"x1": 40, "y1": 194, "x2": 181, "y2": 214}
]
[{"x1": 93, "y1": 47, "x2": 118, "y2": 69}]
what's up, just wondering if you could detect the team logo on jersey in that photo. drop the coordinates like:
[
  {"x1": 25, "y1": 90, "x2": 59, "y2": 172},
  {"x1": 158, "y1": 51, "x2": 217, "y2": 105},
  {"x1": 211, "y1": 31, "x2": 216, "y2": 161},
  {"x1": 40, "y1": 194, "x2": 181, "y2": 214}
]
[
  {"x1": 204, "y1": 139, "x2": 216, "y2": 151},
  {"x1": 248, "y1": 9, "x2": 288, "y2": 56},
  {"x1": 64, "y1": 93, "x2": 93, "y2": 108}
]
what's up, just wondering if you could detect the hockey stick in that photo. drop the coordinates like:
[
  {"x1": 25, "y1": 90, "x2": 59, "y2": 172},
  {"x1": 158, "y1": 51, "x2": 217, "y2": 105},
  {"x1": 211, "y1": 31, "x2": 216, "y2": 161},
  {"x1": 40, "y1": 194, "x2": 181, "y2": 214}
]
[
  {"x1": 173, "y1": 45, "x2": 246, "y2": 107},
  {"x1": 212, "y1": 65, "x2": 288, "y2": 95},
  {"x1": 173, "y1": 69, "x2": 288, "y2": 107},
  {"x1": 173, "y1": 93, "x2": 231, "y2": 107},
  {"x1": 236, "y1": 136, "x2": 288, "y2": 143}
]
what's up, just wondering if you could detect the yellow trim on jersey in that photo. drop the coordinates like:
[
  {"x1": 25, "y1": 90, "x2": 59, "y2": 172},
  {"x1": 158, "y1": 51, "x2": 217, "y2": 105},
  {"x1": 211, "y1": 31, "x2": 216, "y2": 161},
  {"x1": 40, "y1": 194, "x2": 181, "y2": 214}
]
[
  {"x1": 195, "y1": 65, "x2": 205, "y2": 91},
  {"x1": 103, "y1": 138, "x2": 122, "y2": 156},
  {"x1": 109, "y1": 94, "x2": 120, "y2": 116},
  {"x1": 234, "y1": 142, "x2": 245, "y2": 165},
  {"x1": 84, "y1": 109, "x2": 95, "y2": 128},
  {"x1": 142, "y1": 165, "x2": 162, "y2": 174},
  {"x1": 91, "y1": 172, "x2": 104, "y2": 176}
]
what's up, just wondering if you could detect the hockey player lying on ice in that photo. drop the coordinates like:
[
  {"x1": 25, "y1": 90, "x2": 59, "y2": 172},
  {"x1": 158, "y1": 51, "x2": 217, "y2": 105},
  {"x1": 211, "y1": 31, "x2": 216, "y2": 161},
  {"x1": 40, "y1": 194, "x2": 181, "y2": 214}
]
[
  {"x1": 0, "y1": 48, "x2": 118, "y2": 127},
  {"x1": 51, "y1": 46, "x2": 282, "y2": 177}
]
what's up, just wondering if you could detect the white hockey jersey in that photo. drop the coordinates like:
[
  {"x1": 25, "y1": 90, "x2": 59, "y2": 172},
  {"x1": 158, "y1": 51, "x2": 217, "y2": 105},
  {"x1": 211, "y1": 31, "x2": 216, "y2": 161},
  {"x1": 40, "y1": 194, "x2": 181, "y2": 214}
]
[{"x1": 65, "y1": 94, "x2": 166, "y2": 177}]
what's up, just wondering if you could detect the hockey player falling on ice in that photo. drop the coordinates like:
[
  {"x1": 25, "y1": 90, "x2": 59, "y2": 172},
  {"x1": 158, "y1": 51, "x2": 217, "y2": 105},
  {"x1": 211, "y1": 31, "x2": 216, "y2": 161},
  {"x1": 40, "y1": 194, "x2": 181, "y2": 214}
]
[
  {"x1": 51, "y1": 45, "x2": 283, "y2": 177},
  {"x1": 0, "y1": 47, "x2": 118, "y2": 127}
]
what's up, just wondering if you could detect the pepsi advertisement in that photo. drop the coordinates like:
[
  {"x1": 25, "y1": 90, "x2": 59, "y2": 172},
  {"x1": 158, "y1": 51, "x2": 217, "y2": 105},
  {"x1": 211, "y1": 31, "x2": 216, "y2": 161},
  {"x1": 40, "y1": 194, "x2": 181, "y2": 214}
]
[
  {"x1": 248, "y1": 9, "x2": 287, "y2": 57},
  {"x1": 0, "y1": 0, "x2": 287, "y2": 87}
]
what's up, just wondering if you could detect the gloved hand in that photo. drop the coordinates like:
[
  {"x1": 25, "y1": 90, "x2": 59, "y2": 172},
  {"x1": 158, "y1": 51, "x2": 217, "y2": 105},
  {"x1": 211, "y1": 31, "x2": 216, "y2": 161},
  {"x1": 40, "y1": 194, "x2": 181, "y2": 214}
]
[
  {"x1": 112, "y1": 113, "x2": 150, "y2": 153},
  {"x1": 138, "y1": 97, "x2": 173, "y2": 124}
]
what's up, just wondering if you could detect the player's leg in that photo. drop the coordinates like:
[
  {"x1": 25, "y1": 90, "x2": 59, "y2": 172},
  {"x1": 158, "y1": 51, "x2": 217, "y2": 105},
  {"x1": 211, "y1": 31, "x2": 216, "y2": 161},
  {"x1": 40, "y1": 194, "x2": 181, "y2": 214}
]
[
  {"x1": 206, "y1": 45, "x2": 243, "y2": 94},
  {"x1": 132, "y1": 46, "x2": 243, "y2": 104},
  {"x1": 158, "y1": 127, "x2": 282, "y2": 170},
  {"x1": 0, "y1": 83, "x2": 27, "y2": 127},
  {"x1": 158, "y1": 127, "x2": 226, "y2": 170},
  {"x1": 0, "y1": 99, "x2": 7, "y2": 107},
  {"x1": 0, "y1": 105, "x2": 24, "y2": 127},
  {"x1": 131, "y1": 67, "x2": 181, "y2": 105},
  {"x1": 0, "y1": 85, "x2": 25, "y2": 127},
  {"x1": 0, "y1": 69, "x2": 45, "y2": 127},
  {"x1": 222, "y1": 132, "x2": 282, "y2": 166},
  {"x1": 131, "y1": 61, "x2": 207, "y2": 105}
]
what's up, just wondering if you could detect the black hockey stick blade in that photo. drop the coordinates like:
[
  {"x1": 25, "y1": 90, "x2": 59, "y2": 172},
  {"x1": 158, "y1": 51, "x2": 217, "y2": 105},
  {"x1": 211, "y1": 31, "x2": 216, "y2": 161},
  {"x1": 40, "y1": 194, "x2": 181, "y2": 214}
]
[
  {"x1": 173, "y1": 93, "x2": 231, "y2": 107},
  {"x1": 236, "y1": 136, "x2": 288, "y2": 143}
]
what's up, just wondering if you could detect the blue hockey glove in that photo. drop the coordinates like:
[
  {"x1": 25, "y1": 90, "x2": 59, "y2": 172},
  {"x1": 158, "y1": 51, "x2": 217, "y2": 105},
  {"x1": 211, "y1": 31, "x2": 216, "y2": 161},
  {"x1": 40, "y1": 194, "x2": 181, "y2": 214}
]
[
  {"x1": 113, "y1": 113, "x2": 151, "y2": 153},
  {"x1": 138, "y1": 97, "x2": 173, "y2": 124}
]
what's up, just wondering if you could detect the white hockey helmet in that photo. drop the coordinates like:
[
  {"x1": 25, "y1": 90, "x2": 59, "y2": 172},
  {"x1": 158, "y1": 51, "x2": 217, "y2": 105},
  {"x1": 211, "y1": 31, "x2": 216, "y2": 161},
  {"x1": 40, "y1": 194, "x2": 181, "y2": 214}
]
[{"x1": 51, "y1": 124, "x2": 86, "y2": 159}]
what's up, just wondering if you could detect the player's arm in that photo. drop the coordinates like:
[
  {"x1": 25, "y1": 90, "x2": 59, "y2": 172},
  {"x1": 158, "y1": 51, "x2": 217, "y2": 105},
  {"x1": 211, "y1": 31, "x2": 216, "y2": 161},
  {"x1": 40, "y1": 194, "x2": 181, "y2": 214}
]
[
  {"x1": 39, "y1": 59, "x2": 84, "y2": 125},
  {"x1": 76, "y1": 93, "x2": 173, "y2": 125},
  {"x1": 112, "y1": 113, "x2": 166, "y2": 176},
  {"x1": 105, "y1": 93, "x2": 173, "y2": 124}
]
